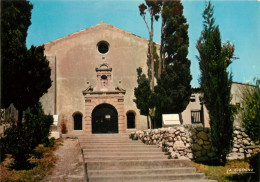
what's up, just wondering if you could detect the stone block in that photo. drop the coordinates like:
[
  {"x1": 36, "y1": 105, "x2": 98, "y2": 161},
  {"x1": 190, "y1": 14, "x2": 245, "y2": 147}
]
[
  {"x1": 187, "y1": 153, "x2": 193, "y2": 159},
  {"x1": 243, "y1": 140, "x2": 250, "y2": 146},
  {"x1": 197, "y1": 131, "x2": 208, "y2": 140},
  {"x1": 232, "y1": 148, "x2": 238, "y2": 152},
  {"x1": 234, "y1": 130, "x2": 240, "y2": 135},
  {"x1": 204, "y1": 141, "x2": 211, "y2": 145},
  {"x1": 192, "y1": 144, "x2": 202, "y2": 151},
  {"x1": 197, "y1": 139, "x2": 204, "y2": 145},
  {"x1": 180, "y1": 127, "x2": 185, "y2": 132},
  {"x1": 173, "y1": 140, "x2": 185, "y2": 149},
  {"x1": 239, "y1": 148, "x2": 244, "y2": 153},
  {"x1": 237, "y1": 135, "x2": 243, "y2": 139},
  {"x1": 194, "y1": 151, "x2": 202, "y2": 157},
  {"x1": 181, "y1": 137, "x2": 187, "y2": 141},
  {"x1": 203, "y1": 145, "x2": 211, "y2": 150}
]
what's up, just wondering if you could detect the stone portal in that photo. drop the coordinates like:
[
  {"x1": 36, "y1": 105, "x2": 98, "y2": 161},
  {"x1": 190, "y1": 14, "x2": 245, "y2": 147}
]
[
  {"x1": 92, "y1": 103, "x2": 118, "y2": 133},
  {"x1": 82, "y1": 63, "x2": 126, "y2": 134}
]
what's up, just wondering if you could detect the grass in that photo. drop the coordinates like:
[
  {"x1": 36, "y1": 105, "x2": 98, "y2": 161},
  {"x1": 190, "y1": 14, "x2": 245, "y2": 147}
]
[
  {"x1": 0, "y1": 138, "x2": 63, "y2": 182},
  {"x1": 190, "y1": 159, "x2": 257, "y2": 182}
]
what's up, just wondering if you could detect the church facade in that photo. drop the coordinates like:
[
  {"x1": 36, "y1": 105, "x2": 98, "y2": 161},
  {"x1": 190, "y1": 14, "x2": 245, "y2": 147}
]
[
  {"x1": 41, "y1": 21, "x2": 151, "y2": 134},
  {"x1": 40, "y1": 21, "x2": 244, "y2": 134}
]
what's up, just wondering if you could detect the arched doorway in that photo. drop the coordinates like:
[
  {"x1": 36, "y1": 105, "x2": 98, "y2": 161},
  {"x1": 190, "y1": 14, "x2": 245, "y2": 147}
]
[
  {"x1": 127, "y1": 112, "x2": 135, "y2": 128},
  {"x1": 73, "y1": 113, "x2": 82, "y2": 130},
  {"x1": 92, "y1": 104, "x2": 118, "y2": 133}
]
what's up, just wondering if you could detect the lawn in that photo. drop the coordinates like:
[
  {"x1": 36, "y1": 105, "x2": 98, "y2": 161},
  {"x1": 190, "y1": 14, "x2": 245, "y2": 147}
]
[{"x1": 191, "y1": 159, "x2": 257, "y2": 182}]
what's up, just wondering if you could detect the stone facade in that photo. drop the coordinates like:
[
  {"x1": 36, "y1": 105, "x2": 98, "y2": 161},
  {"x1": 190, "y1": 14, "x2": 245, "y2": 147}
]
[{"x1": 41, "y1": 21, "x2": 150, "y2": 132}]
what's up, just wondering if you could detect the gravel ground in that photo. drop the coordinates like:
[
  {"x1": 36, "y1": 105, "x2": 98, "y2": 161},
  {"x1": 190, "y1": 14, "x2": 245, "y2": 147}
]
[{"x1": 41, "y1": 138, "x2": 85, "y2": 182}]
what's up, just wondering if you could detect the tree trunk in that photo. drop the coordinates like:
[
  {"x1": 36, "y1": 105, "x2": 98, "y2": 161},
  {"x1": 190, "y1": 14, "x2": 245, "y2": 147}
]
[
  {"x1": 146, "y1": 115, "x2": 150, "y2": 129},
  {"x1": 17, "y1": 109, "x2": 23, "y2": 127},
  {"x1": 150, "y1": 16, "x2": 154, "y2": 92},
  {"x1": 159, "y1": 10, "x2": 164, "y2": 77}
]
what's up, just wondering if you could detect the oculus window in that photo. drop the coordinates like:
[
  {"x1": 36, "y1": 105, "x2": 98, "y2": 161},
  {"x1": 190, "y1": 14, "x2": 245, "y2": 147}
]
[{"x1": 97, "y1": 41, "x2": 109, "y2": 54}]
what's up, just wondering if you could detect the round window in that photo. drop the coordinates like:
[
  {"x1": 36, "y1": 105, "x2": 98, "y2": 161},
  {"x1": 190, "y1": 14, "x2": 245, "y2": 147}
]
[{"x1": 97, "y1": 41, "x2": 109, "y2": 54}]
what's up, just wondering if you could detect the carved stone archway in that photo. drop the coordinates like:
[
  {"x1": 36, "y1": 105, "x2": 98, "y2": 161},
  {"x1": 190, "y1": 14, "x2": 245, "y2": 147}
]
[{"x1": 82, "y1": 63, "x2": 126, "y2": 134}]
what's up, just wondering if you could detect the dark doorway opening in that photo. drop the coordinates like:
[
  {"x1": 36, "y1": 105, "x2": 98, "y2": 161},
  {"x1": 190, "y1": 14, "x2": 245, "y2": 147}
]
[
  {"x1": 74, "y1": 113, "x2": 82, "y2": 130},
  {"x1": 92, "y1": 104, "x2": 118, "y2": 133},
  {"x1": 127, "y1": 112, "x2": 135, "y2": 128}
]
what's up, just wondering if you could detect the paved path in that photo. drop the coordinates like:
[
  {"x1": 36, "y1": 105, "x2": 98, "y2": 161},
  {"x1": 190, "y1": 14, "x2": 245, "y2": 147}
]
[{"x1": 41, "y1": 138, "x2": 85, "y2": 182}]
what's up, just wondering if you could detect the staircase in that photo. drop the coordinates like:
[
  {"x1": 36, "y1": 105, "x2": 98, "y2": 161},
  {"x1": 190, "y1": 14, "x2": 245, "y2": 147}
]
[{"x1": 78, "y1": 134, "x2": 216, "y2": 182}]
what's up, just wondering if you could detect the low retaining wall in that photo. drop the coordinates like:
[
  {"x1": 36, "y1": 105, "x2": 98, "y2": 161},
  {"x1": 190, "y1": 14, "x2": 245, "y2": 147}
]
[
  {"x1": 228, "y1": 126, "x2": 255, "y2": 159},
  {"x1": 130, "y1": 125, "x2": 256, "y2": 162}
]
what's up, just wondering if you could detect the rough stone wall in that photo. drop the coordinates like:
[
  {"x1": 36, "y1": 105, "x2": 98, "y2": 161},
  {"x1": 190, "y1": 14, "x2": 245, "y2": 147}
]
[
  {"x1": 227, "y1": 125, "x2": 255, "y2": 160},
  {"x1": 130, "y1": 125, "x2": 256, "y2": 162}
]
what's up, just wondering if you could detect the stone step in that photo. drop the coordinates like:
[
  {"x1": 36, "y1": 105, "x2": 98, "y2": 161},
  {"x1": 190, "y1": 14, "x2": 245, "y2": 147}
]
[
  {"x1": 79, "y1": 134, "x2": 129, "y2": 138},
  {"x1": 81, "y1": 145, "x2": 161, "y2": 151},
  {"x1": 84, "y1": 151, "x2": 166, "y2": 156},
  {"x1": 88, "y1": 173, "x2": 206, "y2": 182},
  {"x1": 80, "y1": 144, "x2": 158, "y2": 149},
  {"x1": 88, "y1": 167, "x2": 197, "y2": 177},
  {"x1": 79, "y1": 141, "x2": 146, "y2": 145},
  {"x1": 79, "y1": 139, "x2": 138, "y2": 143},
  {"x1": 82, "y1": 147, "x2": 162, "y2": 152},
  {"x1": 80, "y1": 134, "x2": 213, "y2": 182},
  {"x1": 86, "y1": 159, "x2": 190, "y2": 170},
  {"x1": 85, "y1": 155, "x2": 168, "y2": 160}
]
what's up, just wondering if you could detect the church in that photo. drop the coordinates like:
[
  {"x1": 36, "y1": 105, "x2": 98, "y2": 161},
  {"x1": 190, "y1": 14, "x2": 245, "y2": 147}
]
[{"x1": 40, "y1": 21, "x2": 244, "y2": 134}]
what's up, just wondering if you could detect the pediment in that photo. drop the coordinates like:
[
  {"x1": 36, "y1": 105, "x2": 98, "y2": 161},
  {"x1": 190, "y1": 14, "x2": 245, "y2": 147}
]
[{"x1": 43, "y1": 21, "x2": 148, "y2": 47}]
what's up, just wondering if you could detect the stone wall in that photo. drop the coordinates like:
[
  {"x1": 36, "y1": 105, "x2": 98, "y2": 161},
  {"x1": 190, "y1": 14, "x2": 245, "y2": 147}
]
[
  {"x1": 130, "y1": 124, "x2": 256, "y2": 162},
  {"x1": 190, "y1": 126, "x2": 217, "y2": 162},
  {"x1": 227, "y1": 126, "x2": 255, "y2": 160}
]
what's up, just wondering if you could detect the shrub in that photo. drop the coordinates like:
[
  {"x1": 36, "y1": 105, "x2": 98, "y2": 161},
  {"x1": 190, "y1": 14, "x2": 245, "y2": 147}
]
[
  {"x1": 1, "y1": 102, "x2": 53, "y2": 169},
  {"x1": 60, "y1": 121, "x2": 68, "y2": 134},
  {"x1": 43, "y1": 137, "x2": 55, "y2": 148},
  {"x1": 1, "y1": 124, "x2": 35, "y2": 169},
  {"x1": 241, "y1": 79, "x2": 260, "y2": 143},
  {"x1": 249, "y1": 152, "x2": 260, "y2": 181},
  {"x1": 24, "y1": 102, "x2": 53, "y2": 145}
]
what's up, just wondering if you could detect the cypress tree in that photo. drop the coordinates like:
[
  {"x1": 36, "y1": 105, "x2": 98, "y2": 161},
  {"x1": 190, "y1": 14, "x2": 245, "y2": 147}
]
[
  {"x1": 196, "y1": 1, "x2": 235, "y2": 164},
  {"x1": 155, "y1": 0, "x2": 192, "y2": 122},
  {"x1": 1, "y1": 0, "x2": 52, "y2": 125}
]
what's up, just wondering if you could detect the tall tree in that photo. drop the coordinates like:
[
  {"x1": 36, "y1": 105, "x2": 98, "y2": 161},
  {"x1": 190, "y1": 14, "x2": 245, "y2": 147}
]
[
  {"x1": 1, "y1": 0, "x2": 52, "y2": 125},
  {"x1": 136, "y1": 0, "x2": 191, "y2": 128},
  {"x1": 154, "y1": 0, "x2": 192, "y2": 126},
  {"x1": 138, "y1": 1, "x2": 162, "y2": 91},
  {"x1": 134, "y1": 68, "x2": 153, "y2": 129},
  {"x1": 241, "y1": 79, "x2": 260, "y2": 143},
  {"x1": 196, "y1": 1, "x2": 235, "y2": 164}
]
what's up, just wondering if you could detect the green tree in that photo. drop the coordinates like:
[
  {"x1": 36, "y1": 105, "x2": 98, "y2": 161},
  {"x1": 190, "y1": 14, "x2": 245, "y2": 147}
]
[
  {"x1": 136, "y1": 1, "x2": 191, "y2": 128},
  {"x1": 241, "y1": 79, "x2": 260, "y2": 143},
  {"x1": 138, "y1": 0, "x2": 162, "y2": 91},
  {"x1": 196, "y1": 1, "x2": 235, "y2": 164},
  {"x1": 134, "y1": 68, "x2": 153, "y2": 128},
  {"x1": 155, "y1": 0, "x2": 192, "y2": 116},
  {"x1": 1, "y1": 0, "x2": 51, "y2": 125}
]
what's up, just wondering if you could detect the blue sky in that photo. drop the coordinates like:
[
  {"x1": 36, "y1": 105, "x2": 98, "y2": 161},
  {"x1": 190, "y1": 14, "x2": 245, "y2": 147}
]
[{"x1": 26, "y1": 0, "x2": 260, "y2": 87}]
